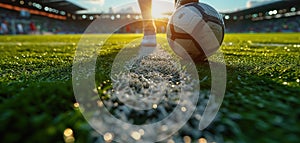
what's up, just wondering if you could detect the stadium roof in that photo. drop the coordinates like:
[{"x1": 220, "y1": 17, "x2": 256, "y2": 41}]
[
  {"x1": 224, "y1": 0, "x2": 299, "y2": 16},
  {"x1": 0, "y1": 0, "x2": 85, "y2": 13}
]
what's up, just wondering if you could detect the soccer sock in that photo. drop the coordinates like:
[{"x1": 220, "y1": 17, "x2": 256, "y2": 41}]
[{"x1": 143, "y1": 20, "x2": 156, "y2": 35}]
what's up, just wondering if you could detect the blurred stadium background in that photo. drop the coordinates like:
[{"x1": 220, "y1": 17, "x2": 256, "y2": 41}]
[{"x1": 0, "y1": 0, "x2": 299, "y2": 34}]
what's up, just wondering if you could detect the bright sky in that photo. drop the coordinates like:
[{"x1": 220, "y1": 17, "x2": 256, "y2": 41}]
[{"x1": 68, "y1": 0, "x2": 279, "y2": 15}]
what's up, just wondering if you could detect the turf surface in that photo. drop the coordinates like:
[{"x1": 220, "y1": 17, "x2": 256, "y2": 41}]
[{"x1": 0, "y1": 33, "x2": 299, "y2": 143}]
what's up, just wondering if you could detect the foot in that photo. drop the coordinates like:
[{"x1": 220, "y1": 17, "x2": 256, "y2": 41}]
[
  {"x1": 139, "y1": 35, "x2": 157, "y2": 57},
  {"x1": 141, "y1": 34, "x2": 157, "y2": 47},
  {"x1": 138, "y1": 43, "x2": 160, "y2": 57}
]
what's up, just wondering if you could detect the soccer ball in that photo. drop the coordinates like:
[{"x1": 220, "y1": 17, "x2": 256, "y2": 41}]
[{"x1": 167, "y1": 2, "x2": 225, "y2": 62}]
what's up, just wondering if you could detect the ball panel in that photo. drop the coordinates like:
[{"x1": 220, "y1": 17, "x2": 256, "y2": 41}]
[
  {"x1": 207, "y1": 21, "x2": 223, "y2": 44},
  {"x1": 176, "y1": 39, "x2": 199, "y2": 58},
  {"x1": 197, "y1": 3, "x2": 221, "y2": 21},
  {"x1": 170, "y1": 39, "x2": 195, "y2": 59},
  {"x1": 189, "y1": 18, "x2": 220, "y2": 57},
  {"x1": 172, "y1": 7, "x2": 203, "y2": 34},
  {"x1": 168, "y1": 22, "x2": 194, "y2": 41}
]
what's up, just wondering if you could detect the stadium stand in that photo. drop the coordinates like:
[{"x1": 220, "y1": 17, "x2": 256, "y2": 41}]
[
  {"x1": 223, "y1": 0, "x2": 300, "y2": 33},
  {"x1": 0, "y1": 0, "x2": 86, "y2": 34},
  {"x1": 0, "y1": 0, "x2": 299, "y2": 34}
]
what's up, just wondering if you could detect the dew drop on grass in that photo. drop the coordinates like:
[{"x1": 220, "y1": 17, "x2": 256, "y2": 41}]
[
  {"x1": 73, "y1": 103, "x2": 79, "y2": 108},
  {"x1": 283, "y1": 82, "x2": 288, "y2": 85},
  {"x1": 183, "y1": 136, "x2": 191, "y2": 143},
  {"x1": 293, "y1": 44, "x2": 300, "y2": 48},
  {"x1": 181, "y1": 107, "x2": 187, "y2": 112},
  {"x1": 97, "y1": 100, "x2": 103, "y2": 107},
  {"x1": 198, "y1": 138, "x2": 207, "y2": 143},
  {"x1": 131, "y1": 131, "x2": 141, "y2": 140},
  {"x1": 161, "y1": 125, "x2": 168, "y2": 131},
  {"x1": 113, "y1": 102, "x2": 118, "y2": 107},
  {"x1": 63, "y1": 128, "x2": 75, "y2": 143},
  {"x1": 103, "y1": 132, "x2": 114, "y2": 142},
  {"x1": 138, "y1": 129, "x2": 145, "y2": 135},
  {"x1": 297, "y1": 79, "x2": 300, "y2": 83},
  {"x1": 167, "y1": 139, "x2": 175, "y2": 143},
  {"x1": 63, "y1": 128, "x2": 73, "y2": 137},
  {"x1": 152, "y1": 104, "x2": 158, "y2": 109},
  {"x1": 93, "y1": 88, "x2": 98, "y2": 93}
]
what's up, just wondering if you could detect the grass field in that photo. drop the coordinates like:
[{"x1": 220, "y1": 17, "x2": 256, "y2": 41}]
[{"x1": 0, "y1": 33, "x2": 299, "y2": 143}]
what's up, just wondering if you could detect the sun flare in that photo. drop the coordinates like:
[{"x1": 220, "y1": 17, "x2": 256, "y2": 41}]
[{"x1": 152, "y1": 0, "x2": 174, "y2": 18}]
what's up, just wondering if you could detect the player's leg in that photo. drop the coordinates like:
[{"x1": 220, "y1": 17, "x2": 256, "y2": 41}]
[
  {"x1": 175, "y1": 0, "x2": 198, "y2": 8},
  {"x1": 138, "y1": 0, "x2": 157, "y2": 46}
]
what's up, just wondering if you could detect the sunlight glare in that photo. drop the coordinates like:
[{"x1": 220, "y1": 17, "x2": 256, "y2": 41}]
[{"x1": 152, "y1": 0, "x2": 174, "y2": 18}]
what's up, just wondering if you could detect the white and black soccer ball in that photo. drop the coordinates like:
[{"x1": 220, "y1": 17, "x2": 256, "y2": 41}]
[{"x1": 167, "y1": 2, "x2": 225, "y2": 62}]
